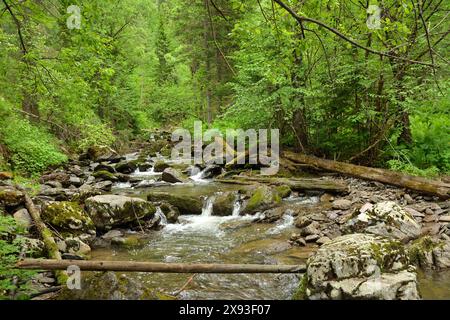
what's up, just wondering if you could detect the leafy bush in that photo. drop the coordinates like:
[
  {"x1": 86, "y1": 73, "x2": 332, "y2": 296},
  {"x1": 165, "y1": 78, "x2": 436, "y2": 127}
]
[
  {"x1": 0, "y1": 215, "x2": 36, "y2": 300},
  {"x1": 0, "y1": 117, "x2": 67, "y2": 175}
]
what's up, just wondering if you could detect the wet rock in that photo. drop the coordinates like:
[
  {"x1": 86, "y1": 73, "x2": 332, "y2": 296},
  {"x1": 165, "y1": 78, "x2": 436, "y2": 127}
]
[
  {"x1": 138, "y1": 163, "x2": 152, "y2": 172},
  {"x1": 295, "y1": 215, "x2": 313, "y2": 229},
  {"x1": 93, "y1": 180, "x2": 113, "y2": 192},
  {"x1": 408, "y1": 236, "x2": 450, "y2": 270},
  {"x1": 85, "y1": 195, "x2": 156, "y2": 230},
  {"x1": 57, "y1": 237, "x2": 91, "y2": 256},
  {"x1": 212, "y1": 192, "x2": 236, "y2": 217},
  {"x1": 201, "y1": 165, "x2": 222, "y2": 179},
  {"x1": 92, "y1": 170, "x2": 118, "y2": 182},
  {"x1": 242, "y1": 185, "x2": 281, "y2": 215},
  {"x1": 159, "y1": 203, "x2": 180, "y2": 223},
  {"x1": 101, "y1": 229, "x2": 124, "y2": 240},
  {"x1": 115, "y1": 161, "x2": 138, "y2": 174},
  {"x1": 58, "y1": 272, "x2": 172, "y2": 300},
  {"x1": 153, "y1": 160, "x2": 170, "y2": 173},
  {"x1": 13, "y1": 208, "x2": 32, "y2": 229},
  {"x1": 93, "y1": 163, "x2": 115, "y2": 173},
  {"x1": 301, "y1": 234, "x2": 420, "y2": 300},
  {"x1": 161, "y1": 168, "x2": 187, "y2": 183},
  {"x1": 274, "y1": 185, "x2": 292, "y2": 199},
  {"x1": 343, "y1": 201, "x2": 421, "y2": 242},
  {"x1": 332, "y1": 199, "x2": 352, "y2": 210},
  {"x1": 257, "y1": 207, "x2": 286, "y2": 223},
  {"x1": 111, "y1": 235, "x2": 141, "y2": 247},
  {"x1": 147, "y1": 192, "x2": 203, "y2": 215},
  {"x1": 300, "y1": 221, "x2": 321, "y2": 237},
  {"x1": 42, "y1": 202, "x2": 96, "y2": 235},
  {"x1": 0, "y1": 186, "x2": 24, "y2": 207}
]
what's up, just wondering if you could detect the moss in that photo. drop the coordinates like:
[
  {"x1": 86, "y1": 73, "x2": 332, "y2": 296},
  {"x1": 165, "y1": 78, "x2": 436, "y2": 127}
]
[
  {"x1": 275, "y1": 185, "x2": 292, "y2": 199},
  {"x1": 292, "y1": 274, "x2": 308, "y2": 300},
  {"x1": 369, "y1": 239, "x2": 407, "y2": 272},
  {"x1": 42, "y1": 201, "x2": 95, "y2": 233},
  {"x1": 154, "y1": 160, "x2": 170, "y2": 172},
  {"x1": 92, "y1": 170, "x2": 118, "y2": 181},
  {"x1": 0, "y1": 188, "x2": 24, "y2": 206},
  {"x1": 408, "y1": 236, "x2": 445, "y2": 266},
  {"x1": 147, "y1": 192, "x2": 203, "y2": 215},
  {"x1": 244, "y1": 186, "x2": 281, "y2": 214}
]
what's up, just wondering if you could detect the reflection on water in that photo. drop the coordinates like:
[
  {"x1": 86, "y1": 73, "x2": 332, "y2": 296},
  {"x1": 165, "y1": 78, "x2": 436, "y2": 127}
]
[{"x1": 418, "y1": 269, "x2": 450, "y2": 300}]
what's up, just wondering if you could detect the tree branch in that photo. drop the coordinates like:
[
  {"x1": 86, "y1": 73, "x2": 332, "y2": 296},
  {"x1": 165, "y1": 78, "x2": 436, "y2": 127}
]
[{"x1": 272, "y1": 0, "x2": 435, "y2": 67}]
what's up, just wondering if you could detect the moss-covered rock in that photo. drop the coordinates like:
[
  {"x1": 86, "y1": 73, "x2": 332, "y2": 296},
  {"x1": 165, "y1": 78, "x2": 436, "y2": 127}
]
[
  {"x1": 408, "y1": 236, "x2": 450, "y2": 270},
  {"x1": 274, "y1": 185, "x2": 292, "y2": 199},
  {"x1": 212, "y1": 192, "x2": 237, "y2": 216},
  {"x1": 147, "y1": 192, "x2": 203, "y2": 215},
  {"x1": 57, "y1": 271, "x2": 176, "y2": 300},
  {"x1": 0, "y1": 186, "x2": 24, "y2": 207},
  {"x1": 85, "y1": 195, "x2": 156, "y2": 230},
  {"x1": 242, "y1": 185, "x2": 281, "y2": 215},
  {"x1": 159, "y1": 203, "x2": 180, "y2": 223},
  {"x1": 303, "y1": 234, "x2": 419, "y2": 300},
  {"x1": 153, "y1": 160, "x2": 170, "y2": 173},
  {"x1": 161, "y1": 168, "x2": 187, "y2": 183},
  {"x1": 42, "y1": 201, "x2": 95, "y2": 234},
  {"x1": 92, "y1": 170, "x2": 118, "y2": 182},
  {"x1": 115, "y1": 161, "x2": 138, "y2": 174}
]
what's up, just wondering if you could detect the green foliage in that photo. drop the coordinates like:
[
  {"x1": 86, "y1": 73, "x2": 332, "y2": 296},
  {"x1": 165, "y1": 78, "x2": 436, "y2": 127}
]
[{"x1": 0, "y1": 215, "x2": 36, "y2": 300}]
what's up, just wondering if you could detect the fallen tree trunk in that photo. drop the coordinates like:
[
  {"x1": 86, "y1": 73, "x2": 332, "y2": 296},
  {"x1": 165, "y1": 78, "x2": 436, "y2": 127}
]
[
  {"x1": 284, "y1": 151, "x2": 450, "y2": 199},
  {"x1": 17, "y1": 259, "x2": 306, "y2": 274},
  {"x1": 16, "y1": 187, "x2": 67, "y2": 284},
  {"x1": 216, "y1": 176, "x2": 348, "y2": 194}
]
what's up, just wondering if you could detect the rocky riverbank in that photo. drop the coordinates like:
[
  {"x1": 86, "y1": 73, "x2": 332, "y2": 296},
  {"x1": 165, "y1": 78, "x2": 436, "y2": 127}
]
[{"x1": 0, "y1": 135, "x2": 449, "y2": 300}]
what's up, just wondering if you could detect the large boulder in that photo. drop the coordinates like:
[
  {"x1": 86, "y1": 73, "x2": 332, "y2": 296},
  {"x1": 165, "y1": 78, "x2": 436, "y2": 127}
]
[
  {"x1": 161, "y1": 168, "x2": 187, "y2": 183},
  {"x1": 212, "y1": 192, "x2": 237, "y2": 217},
  {"x1": 153, "y1": 160, "x2": 170, "y2": 173},
  {"x1": 0, "y1": 186, "x2": 24, "y2": 207},
  {"x1": 408, "y1": 236, "x2": 450, "y2": 270},
  {"x1": 299, "y1": 234, "x2": 420, "y2": 300},
  {"x1": 242, "y1": 185, "x2": 281, "y2": 215},
  {"x1": 343, "y1": 201, "x2": 421, "y2": 242},
  {"x1": 57, "y1": 271, "x2": 174, "y2": 300},
  {"x1": 42, "y1": 202, "x2": 96, "y2": 235},
  {"x1": 147, "y1": 192, "x2": 203, "y2": 215},
  {"x1": 85, "y1": 195, "x2": 156, "y2": 230},
  {"x1": 115, "y1": 161, "x2": 138, "y2": 174}
]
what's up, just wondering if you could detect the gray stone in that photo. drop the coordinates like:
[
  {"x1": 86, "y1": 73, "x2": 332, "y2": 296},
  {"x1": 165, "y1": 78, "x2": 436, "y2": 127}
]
[
  {"x1": 85, "y1": 195, "x2": 156, "y2": 230},
  {"x1": 344, "y1": 201, "x2": 421, "y2": 241},
  {"x1": 13, "y1": 208, "x2": 32, "y2": 229},
  {"x1": 303, "y1": 234, "x2": 420, "y2": 300},
  {"x1": 332, "y1": 199, "x2": 352, "y2": 210}
]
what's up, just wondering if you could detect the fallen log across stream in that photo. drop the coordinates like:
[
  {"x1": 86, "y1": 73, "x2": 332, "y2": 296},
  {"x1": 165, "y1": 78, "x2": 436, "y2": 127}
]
[
  {"x1": 215, "y1": 176, "x2": 348, "y2": 194},
  {"x1": 17, "y1": 259, "x2": 306, "y2": 274},
  {"x1": 284, "y1": 151, "x2": 450, "y2": 199}
]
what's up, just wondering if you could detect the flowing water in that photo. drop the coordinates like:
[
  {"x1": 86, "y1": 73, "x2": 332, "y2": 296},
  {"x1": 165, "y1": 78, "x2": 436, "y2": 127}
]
[{"x1": 82, "y1": 159, "x2": 450, "y2": 300}]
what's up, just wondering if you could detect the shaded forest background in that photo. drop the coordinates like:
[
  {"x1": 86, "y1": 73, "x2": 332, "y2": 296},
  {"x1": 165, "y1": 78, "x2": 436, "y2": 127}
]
[{"x1": 0, "y1": 0, "x2": 448, "y2": 177}]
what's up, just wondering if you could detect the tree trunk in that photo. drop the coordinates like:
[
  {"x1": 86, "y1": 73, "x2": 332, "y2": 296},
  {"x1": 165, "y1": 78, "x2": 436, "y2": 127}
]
[
  {"x1": 17, "y1": 259, "x2": 306, "y2": 274},
  {"x1": 284, "y1": 151, "x2": 450, "y2": 199}
]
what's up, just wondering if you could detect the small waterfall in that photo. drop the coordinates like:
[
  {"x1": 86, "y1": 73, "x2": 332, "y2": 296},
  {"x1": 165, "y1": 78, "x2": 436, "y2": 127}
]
[
  {"x1": 232, "y1": 198, "x2": 241, "y2": 217},
  {"x1": 155, "y1": 207, "x2": 168, "y2": 226},
  {"x1": 201, "y1": 196, "x2": 215, "y2": 217},
  {"x1": 267, "y1": 211, "x2": 295, "y2": 234}
]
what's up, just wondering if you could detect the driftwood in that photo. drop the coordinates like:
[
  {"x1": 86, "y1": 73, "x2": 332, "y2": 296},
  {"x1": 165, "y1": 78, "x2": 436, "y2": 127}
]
[
  {"x1": 216, "y1": 176, "x2": 348, "y2": 194},
  {"x1": 284, "y1": 151, "x2": 450, "y2": 199},
  {"x1": 17, "y1": 259, "x2": 306, "y2": 274},
  {"x1": 17, "y1": 187, "x2": 67, "y2": 284}
]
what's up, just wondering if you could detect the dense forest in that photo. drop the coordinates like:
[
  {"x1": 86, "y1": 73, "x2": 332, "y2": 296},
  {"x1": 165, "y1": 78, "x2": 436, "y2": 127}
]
[
  {"x1": 0, "y1": 0, "x2": 449, "y2": 302},
  {"x1": 0, "y1": 0, "x2": 448, "y2": 177}
]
